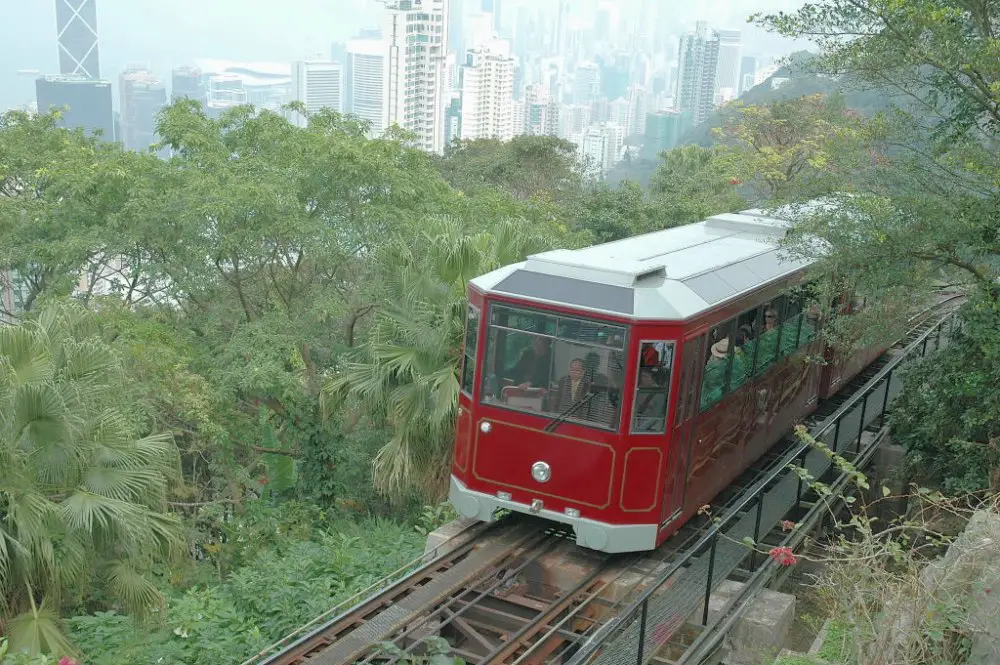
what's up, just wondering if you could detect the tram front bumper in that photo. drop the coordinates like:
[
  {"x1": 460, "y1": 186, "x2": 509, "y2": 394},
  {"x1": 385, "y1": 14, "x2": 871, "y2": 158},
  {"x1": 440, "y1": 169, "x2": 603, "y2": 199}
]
[{"x1": 449, "y1": 476, "x2": 658, "y2": 553}]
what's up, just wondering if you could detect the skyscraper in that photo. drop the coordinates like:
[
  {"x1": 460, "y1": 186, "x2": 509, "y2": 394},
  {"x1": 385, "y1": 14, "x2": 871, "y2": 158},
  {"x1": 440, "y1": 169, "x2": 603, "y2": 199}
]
[
  {"x1": 714, "y1": 29, "x2": 742, "y2": 103},
  {"x1": 676, "y1": 22, "x2": 720, "y2": 126},
  {"x1": 119, "y1": 66, "x2": 167, "y2": 151},
  {"x1": 384, "y1": 0, "x2": 449, "y2": 154},
  {"x1": 36, "y1": 75, "x2": 114, "y2": 139},
  {"x1": 345, "y1": 37, "x2": 388, "y2": 135},
  {"x1": 56, "y1": 0, "x2": 101, "y2": 79},
  {"x1": 291, "y1": 59, "x2": 344, "y2": 126},
  {"x1": 459, "y1": 39, "x2": 515, "y2": 140},
  {"x1": 171, "y1": 66, "x2": 205, "y2": 105}
]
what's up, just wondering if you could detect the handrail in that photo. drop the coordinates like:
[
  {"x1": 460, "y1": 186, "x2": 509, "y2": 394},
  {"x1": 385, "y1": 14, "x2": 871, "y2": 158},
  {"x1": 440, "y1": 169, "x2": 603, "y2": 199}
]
[{"x1": 566, "y1": 301, "x2": 961, "y2": 665}]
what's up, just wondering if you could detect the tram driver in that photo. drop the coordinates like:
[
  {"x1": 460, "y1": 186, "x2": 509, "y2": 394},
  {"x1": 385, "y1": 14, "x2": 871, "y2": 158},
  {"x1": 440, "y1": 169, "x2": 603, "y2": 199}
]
[{"x1": 511, "y1": 336, "x2": 553, "y2": 390}]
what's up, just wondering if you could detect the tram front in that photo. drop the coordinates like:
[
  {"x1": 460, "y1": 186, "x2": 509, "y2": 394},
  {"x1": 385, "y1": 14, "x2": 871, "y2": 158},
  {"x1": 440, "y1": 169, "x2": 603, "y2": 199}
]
[{"x1": 450, "y1": 282, "x2": 667, "y2": 553}]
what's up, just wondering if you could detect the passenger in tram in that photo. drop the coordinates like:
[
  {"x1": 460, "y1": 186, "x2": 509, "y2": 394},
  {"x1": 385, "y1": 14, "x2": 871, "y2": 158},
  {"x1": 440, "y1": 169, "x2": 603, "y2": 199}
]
[
  {"x1": 701, "y1": 338, "x2": 746, "y2": 407},
  {"x1": 553, "y1": 357, "x2": 593, "y2": 413},
  {"x1": 511, "y1": 336, "x2": 553, "y2": 389}
]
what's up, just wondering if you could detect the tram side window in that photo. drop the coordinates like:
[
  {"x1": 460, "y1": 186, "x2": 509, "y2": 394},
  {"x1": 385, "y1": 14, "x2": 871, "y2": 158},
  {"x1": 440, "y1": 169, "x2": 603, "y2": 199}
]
[
  {"x1": 701, "y1": 319, "x2": 738, "y2": 411},
  {"x1": 461, "y1": 305, "x2": 481, "y2": 395},
  {"x1": 631, "y1": 341, "x2": 675, "y2": 434},
  {"x1": 479, "y1": 304, "x2": 627, "y2": 431},
  {"x1": 753, "y1": 298, "x2": 786, "y2": 376}
]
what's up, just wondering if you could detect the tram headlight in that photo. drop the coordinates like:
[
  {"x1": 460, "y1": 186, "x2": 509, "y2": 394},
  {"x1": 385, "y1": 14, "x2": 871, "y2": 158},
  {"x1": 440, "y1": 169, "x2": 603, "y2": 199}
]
[{"x1": 531, "y1": 461, "x2": 551, "y2": 483}]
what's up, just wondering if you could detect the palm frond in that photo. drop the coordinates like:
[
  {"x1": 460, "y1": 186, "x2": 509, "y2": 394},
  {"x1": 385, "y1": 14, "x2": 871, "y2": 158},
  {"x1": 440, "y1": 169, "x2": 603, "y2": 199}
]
[
  {"x1": 0, "y1": 327, "x2": 53, "y2": 388},
  {"x1": 106, "y1": 560, "x2": 164, "y2": 619},
  {"x1": 5, "y1": 598, "x2": 77, "y2": 658}
]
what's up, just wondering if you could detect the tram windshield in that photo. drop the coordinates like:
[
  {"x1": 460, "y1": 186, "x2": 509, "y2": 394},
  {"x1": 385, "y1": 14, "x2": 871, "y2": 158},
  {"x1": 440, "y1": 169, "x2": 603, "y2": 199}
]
[{"x1": 479, "y1": 303, "x2": 627, "y2": 431}]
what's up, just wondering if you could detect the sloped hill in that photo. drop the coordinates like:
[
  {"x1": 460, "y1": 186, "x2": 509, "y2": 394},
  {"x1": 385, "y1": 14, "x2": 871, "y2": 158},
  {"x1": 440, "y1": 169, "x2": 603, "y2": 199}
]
[{"x1": 679, "y1": 50, "x2": 903, "y2": 147}]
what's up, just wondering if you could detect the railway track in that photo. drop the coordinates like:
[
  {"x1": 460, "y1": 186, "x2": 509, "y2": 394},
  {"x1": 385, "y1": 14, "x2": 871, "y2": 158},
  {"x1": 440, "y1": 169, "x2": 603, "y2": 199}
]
[{"x1": 250, "y1": 293, "x2": 964, "y2": 665}]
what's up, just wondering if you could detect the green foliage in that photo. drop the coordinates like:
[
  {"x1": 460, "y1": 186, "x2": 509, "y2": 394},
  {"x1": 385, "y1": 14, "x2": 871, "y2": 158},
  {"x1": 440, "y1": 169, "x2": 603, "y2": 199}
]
[
  {"x1": 648, "y1": 145, "x2": 747, "y2": 222},
  {"x1": 890, "y1": 295, "x2": 1000, "y2": 492},
  {"x1": 324, "y1": 215, "x2": 555, "y2": 501},
  {"x1": 0, "y1": 301, "x2": 182, "y2": 655},
  {"x1": 414, "y1": 502, "x2": 459, "y2": 537},
  {"x1": 64, "y1": 508, "x2": 424, "y2": 665},
  {"x1": 0, "y1": 639, "x2": 60, "y2": 665},
  {"x1": 438, "y1": 135, "x2": 584, "y2": 203}
]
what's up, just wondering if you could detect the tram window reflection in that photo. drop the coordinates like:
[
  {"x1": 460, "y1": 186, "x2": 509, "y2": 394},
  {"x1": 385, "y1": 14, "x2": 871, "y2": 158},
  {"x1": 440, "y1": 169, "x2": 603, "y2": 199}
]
[
  {"x1": 631, "y1": 341, "x2": 674, "y2": 434},
  {"x1": 479, "y1": 304, "x2": 627, "y2": 431}
]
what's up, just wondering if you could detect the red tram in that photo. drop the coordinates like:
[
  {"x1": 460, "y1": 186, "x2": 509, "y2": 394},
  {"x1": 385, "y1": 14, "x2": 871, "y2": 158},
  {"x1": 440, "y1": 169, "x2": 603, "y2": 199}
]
[{"x1": 449, "y1": 206, "x2": 883, "y2": 553}]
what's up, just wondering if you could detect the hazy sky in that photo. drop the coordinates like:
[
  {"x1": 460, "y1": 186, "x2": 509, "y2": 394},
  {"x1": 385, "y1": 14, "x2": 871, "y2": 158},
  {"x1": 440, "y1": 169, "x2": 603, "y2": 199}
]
[{"x1": 0, "y1": 0, "x2": 809, "y2": 110}]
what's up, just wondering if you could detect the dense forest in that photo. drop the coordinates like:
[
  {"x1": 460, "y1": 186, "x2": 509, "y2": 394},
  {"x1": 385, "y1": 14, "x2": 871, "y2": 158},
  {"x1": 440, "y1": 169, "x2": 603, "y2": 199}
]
[{"x1": 0, "y1": 0, "x2": 997, "y2": 663}]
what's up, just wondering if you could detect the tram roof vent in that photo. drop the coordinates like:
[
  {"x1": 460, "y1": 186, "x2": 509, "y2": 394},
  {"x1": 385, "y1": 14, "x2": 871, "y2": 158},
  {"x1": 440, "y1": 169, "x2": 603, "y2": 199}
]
[{"x1": 704, "y1": 212, "x2": 792, "y2": 237}]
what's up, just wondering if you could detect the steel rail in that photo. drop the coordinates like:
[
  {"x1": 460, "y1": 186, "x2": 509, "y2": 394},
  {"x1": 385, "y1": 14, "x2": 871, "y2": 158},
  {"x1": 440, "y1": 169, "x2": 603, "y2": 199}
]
[
  {"x1": 252, "y1": 519, "x2": 510, "y2": 665},
  {"x1": 369, "y1": 528, "x2": 574, "y2": 665},
  {"x1": 563, "y1": 296, "x2": 963, "y2": 665},
  {"x1": 242, "y1": 519, "x2": 492, "y2": 665}
]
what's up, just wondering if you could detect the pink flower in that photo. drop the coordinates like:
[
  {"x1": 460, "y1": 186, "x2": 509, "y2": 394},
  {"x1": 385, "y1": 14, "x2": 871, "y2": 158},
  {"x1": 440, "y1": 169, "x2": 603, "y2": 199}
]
[
  {"x1": 769, "y1": 546, "x2": 797, "y2": 566},
  {"x1": 59, "y1": 658, "x2": 78, "y2": 665},
  {"x1": 780, "y1": 520, "x2": 796, "y2": 531}
]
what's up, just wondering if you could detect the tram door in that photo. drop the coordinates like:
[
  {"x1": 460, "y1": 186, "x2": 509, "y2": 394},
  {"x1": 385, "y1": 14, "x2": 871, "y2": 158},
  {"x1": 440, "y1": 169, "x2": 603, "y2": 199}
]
[{"x1": 661, "y1": 336, "x2": 704, "y2": 525}]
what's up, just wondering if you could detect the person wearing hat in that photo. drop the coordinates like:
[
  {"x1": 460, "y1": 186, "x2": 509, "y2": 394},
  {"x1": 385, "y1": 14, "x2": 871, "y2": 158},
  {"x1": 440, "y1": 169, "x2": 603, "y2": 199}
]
[{"x1": 701, "y1": 336, "x2": 746, "y2": 409}]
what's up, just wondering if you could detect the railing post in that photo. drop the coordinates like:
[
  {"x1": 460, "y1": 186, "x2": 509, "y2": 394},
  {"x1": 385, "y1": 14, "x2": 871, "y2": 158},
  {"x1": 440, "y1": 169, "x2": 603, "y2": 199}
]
[
  {"x1": 636, "y1": 599, "x2": 648, "y2": 665},
  {"x1": 856, "y1": 397, "x2": 867, "y2": 456},
  {"x1": 702, "y1": 533, "x2": 718, "y2": 625},
  {"x1": 749, "y1": 493, "x2": 764, "y2": 570},
  {"x1": 880, "y1": 369, "x2": 892, "y2": 426},
  {"x1": 921, "y1": 335, "x2": 928, "y2": 356},
  {"x1": 832, "y1": 420, "x2": 841, "y2": 454},
  {"x1": 795, "y1": 450, "x2": 806, "y2": 511}
]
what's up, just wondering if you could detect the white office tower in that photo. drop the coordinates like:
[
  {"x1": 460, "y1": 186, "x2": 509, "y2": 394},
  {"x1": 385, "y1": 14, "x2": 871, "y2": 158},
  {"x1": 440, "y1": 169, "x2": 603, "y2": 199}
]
[
  {"x1": 676, "y1": 21, "x2": 720, "y2": 126},
  {"x1": 384, "y1": 0, "x2": 449, "y2": 153},
  {"x1": 346, "y1": 37, "x2": 389, "y2": 135},
  {"x1": 291, "y1": 59, "x2": 343, "y2": 126},
  {"x1": 608, "y1": 97, "x2": 630, "y2": 135},
  {"x1": 579, "y1": 122, "x2": 624, "y2": 178},
  {"x1": 714, "y1": 29, "x2": 742, "y2": 104},
  {"x1": 626, "y1": 84, "x2": 647, "y2": 136},
  {"x1": 460, "y1": 39, "x2": 515, "y2": 140},
  {"x1": 573, "y1": 61, "x2": 600, "y2": 106},
  {"x1": 510, "y1": 99, "x2": 526, "y2": 137}
]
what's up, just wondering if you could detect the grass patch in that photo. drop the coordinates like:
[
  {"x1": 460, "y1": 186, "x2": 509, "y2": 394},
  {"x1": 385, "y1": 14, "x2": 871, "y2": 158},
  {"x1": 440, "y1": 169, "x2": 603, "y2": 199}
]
[{"x1": 817, "y1": 619, "x2": 854, "y2": 663}]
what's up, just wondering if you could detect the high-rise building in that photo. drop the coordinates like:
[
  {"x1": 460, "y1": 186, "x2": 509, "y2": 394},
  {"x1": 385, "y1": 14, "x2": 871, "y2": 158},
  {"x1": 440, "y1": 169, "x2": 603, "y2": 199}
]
[
  {"x1": 56, "y1": 0, "x2": 100, "y2": 79},
  {"x1": 715, "y1": 29, "x2": 742, "y2": 103},
  {"x1": 579, "y1": 122, "x2": 624, "y2": 178},
  {"x1": 171, "y1": 66, "x2": 205, "y2": 105},
  {"x1": 676, "y1": 21, "x2": 720, "y2": 126},
  {"x1": 626, "y1": 84, "x2": 647, "y2": 136},
  {"x1": 345, "y1": 37, "x2": 388, "y2": 135},
  {"x1": 645, "y1": 109, "x2": 686, "y2": 154},
  {"x1": 36, "y1": 75, "x2": 114, "y2": 139},
  {"x1": 119, "y1": 66, "x2": 167, "y2": 151},
  {"x1": 291, "y1": 59, "x2": 343, "y2": 126},
  {"x1": 460, "y1": 39, "x2": 515, "y2": 140},
  {"x1": 573, "y1": 61, "x2": 600, "y2": 106},
  {"x1": 384, "y1": 0, "x2": 449, "y2": 153}
]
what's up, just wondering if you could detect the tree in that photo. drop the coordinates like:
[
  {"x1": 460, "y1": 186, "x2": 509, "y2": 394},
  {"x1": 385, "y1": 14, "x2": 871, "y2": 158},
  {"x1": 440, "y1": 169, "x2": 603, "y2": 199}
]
[
  {"x1": 0, "y1": 301, "x2": 181, "y2": 656},
  {"x1": 648, "y1": 145, "x2": 747, "y2": 223},
  {"x1": 437, "y1": 135, "x2": 584, "y2": 203},
  {"x1": 0, "y1": 110, "x2": 141, "y2": 319},
  {"x1": 323, "y1": 216, "x2": 555, "y2": 501},
  {"x1": 754, "y1": 0, "x2": 999, "y2": 301},
  {"x1": 714, "y1": 93, "x2": 875, "y2": 204}
]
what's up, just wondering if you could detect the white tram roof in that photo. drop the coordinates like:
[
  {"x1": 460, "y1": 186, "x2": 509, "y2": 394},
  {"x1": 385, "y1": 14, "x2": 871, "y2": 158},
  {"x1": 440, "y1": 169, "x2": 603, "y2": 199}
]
[{"x1": 471, "y1": 203, "x2": 830, "y2": 321}]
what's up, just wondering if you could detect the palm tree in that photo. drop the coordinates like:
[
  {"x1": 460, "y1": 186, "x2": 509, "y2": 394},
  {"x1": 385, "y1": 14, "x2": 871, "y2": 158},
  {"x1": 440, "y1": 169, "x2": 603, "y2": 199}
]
[
  {"x1": 323, "y1": 216, "x2": 553, "y2": 502},
  {"x1": 0, "y1": 301, "x2": 181, "y2": 657}
]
